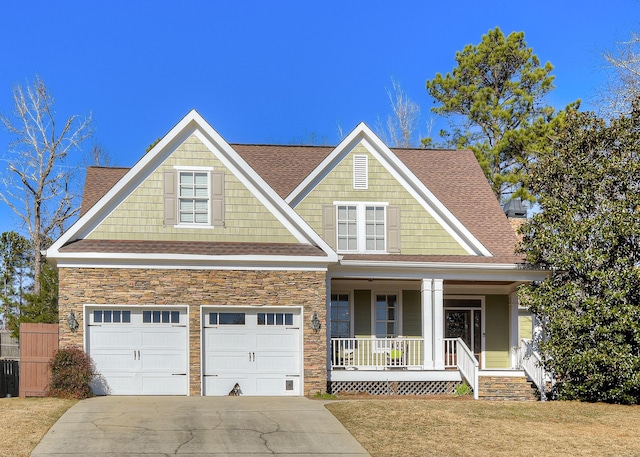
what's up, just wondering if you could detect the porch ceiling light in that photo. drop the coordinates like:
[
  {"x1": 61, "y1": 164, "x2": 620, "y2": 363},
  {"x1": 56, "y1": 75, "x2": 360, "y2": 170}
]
[
  {"x1": 67, "y1": 311, "x2": 79, "y2": 333},
  {"x1": 311, "y1": 312, "x2": 321, "y2": 334}
]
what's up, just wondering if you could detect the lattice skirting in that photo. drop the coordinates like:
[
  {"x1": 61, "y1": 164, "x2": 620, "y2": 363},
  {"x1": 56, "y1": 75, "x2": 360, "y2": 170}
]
[{"x1": 328, "y1": 380, "x2": 462, "y2": 396}]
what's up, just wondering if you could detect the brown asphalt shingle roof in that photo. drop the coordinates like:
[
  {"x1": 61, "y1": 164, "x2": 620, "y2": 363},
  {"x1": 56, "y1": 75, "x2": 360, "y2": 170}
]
[
  {"x1": 60, "y1": 239, "x2": 326, "y2": 257},
  {"x1": 76, "y1": 143, "x2": 521, "y2": 262},
  {"x1": 80, "y1": 167, "x2": 129, "y2": 216}
]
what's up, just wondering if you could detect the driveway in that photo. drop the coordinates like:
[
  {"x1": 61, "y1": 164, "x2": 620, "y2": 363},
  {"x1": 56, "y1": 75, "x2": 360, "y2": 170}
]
[{"x1": 31, "y1": 396, "x2": 370, "y2": 456}]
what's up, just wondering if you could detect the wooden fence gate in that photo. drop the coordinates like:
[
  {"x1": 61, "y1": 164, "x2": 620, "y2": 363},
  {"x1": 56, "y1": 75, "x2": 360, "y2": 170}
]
[{"x1": 19, "y1": 323, "x2": 59, "y2": 397}]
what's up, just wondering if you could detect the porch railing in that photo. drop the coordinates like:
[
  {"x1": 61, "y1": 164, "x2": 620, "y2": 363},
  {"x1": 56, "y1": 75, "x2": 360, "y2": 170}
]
[
  {"x1": 519, "y1": 338, "x2": 546, "y2": 402},
  {"x1": 330, "y1": 338, "x2": 423, "y2": 369},
  {"x1": 443, "y1": 338, "x2": 478, "y2": 400}
]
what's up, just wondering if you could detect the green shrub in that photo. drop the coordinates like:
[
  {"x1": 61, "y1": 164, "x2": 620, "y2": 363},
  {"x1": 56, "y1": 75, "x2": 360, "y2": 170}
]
[
  {"x1": 48, "y1": 346, "x2": 96, "y2": 399},
  {"x1": 453, "y1": 382, "x2": 473, "y2": 397}
]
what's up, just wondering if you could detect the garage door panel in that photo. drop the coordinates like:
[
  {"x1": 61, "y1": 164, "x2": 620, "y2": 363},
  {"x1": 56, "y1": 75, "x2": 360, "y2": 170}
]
[
  {"x1": 204, "y1": 375, "x2": 251, "y2": 396},
  {"x1": 90, "y1": 328, "x2": 140, "y2": 348},
  {"x1": 86, "y1": 307, "x2": 188, "y2": 396},
  {"x1": 141, "y1": 353, "x2": 186, "y2": 372},
  {"x1": 254, "y1": 376, "x2": 298, "y2": 395},
  {"x1": 205, "y1": 354, "x2": 252, "y2": 373},
  {"x1": 90, "y1": 350, "x2": 136, "y2": 372},
  {"x1": 141, "y1": 328, "x2": 185, "y2": 348},
  {"x1": 91, "y1": 373, "x2": 138, "y2": 395},
  {"x1": 205, "y1": 332, "x2": 251, "y2": 350},
  {"x1": 256, "y1": 332, "x2": 297, "y2": 350},
  {"x1": 141, "y1": 374, "x2": 187, "y2": 395},
  {"x1": 255, "y1": 352, "x2": 298, "y2": 372},
  {"x1": 202, "y1": 308, "x2": 301, "y2": 396}
]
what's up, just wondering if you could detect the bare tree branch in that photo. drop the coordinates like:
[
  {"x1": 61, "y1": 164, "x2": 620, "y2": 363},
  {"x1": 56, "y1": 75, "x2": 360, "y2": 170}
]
[
  {"x1": 377, "y1": 77, "x2": 421, "y2": 148},
  {"x1": 0, "y1": 76, "x2": 92, "y2": 293},
  {"x1": 598, "y1": 33, "x2": 640, "y2": 117}
]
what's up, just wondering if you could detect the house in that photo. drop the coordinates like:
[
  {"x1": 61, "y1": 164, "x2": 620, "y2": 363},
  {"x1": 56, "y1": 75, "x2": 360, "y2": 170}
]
[{"x1": 45, "y1": 110, "x2": 548, "y2": 398}]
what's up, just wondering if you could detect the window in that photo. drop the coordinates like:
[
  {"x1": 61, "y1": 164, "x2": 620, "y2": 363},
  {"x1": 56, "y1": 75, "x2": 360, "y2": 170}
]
[
  {"x1": 209, "y1": 312, "x2": 245, "y2": 325},
  {"x1": 179, "y1": 171, "x2": 209, "y2": 224},
  {"x1": 375, "y1": 294, "x2": 398, "y2": 338},
  {"x1": 164, "y1": 169, "x2": 224, "y2": 227},
  {"x1": 330, "y1": 293, "x2": 350, "y2": 338},
  {"x1": 257, "y1": 312, "x2": 293, "y2": 326},
  {"x1": 336, "y1": 203, "x2": 386, "y2": 253},
  {"x1": 93, "y1": 310, "x2": 131, "y2": 324},
  {"x1": 143, "y1": 310, "x2": 181, "y2": 324},
  {"x1": 365, "y1": 206, "x2": 385, "y2": 251},
  {"x1": 337, "y1": 206, "x2": 358, "y2": 251}
]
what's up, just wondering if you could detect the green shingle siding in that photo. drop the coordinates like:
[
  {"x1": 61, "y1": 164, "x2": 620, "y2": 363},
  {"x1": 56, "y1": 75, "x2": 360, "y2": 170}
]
[
  {"x1": 294, "y1": 144, "x2": 468, "y2": 255},
  {"x1": 88, "y1": 135, "x2": 297, "y2": 243}
]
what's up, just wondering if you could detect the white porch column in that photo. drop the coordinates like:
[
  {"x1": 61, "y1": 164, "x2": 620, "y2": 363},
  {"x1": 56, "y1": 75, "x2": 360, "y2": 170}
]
[
  {"x1": 432, "y1": 279, "x2": 445, "y2": 370},
  {"x1": 421, "y1": 279, "x2": 434, "y2": 369},
  {"x1": 509, "y1": 292, "x2": 519, "y2": 368}
]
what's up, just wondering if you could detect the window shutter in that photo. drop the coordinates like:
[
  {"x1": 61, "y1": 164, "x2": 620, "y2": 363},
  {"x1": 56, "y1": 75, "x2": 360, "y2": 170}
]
[
  {"x1": 387, "y1": 206, "x2": 401, "y2": 253},
  {"x1": 211, "y1": 171, "x2": 225, "y2": 226},
  {"x1": 323, "y1": 205, "x2": 336, "y2": 249},
  {"x1": 353, "y1": 155, "x2": 368, "y2": 190},
  {"x1": 163, "y1": 170, "x2": 177, "y2": 226}
]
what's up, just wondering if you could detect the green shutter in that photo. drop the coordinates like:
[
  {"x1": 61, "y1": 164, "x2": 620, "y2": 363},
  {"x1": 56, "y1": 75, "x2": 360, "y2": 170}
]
[
  {"x1": 211, "y1": 171, "x2": 225, "y2": 226},
  {"x1": 402, "y1": 290, "x2": 421, "y2": 337},
  {"x1": 387, "y1": 205, "x2": 401, "y2": 253},
  {"x1": 354, "y1": 290, "x2": 371, "y2": 337},
  {"x1": 163, "y1": 170, "x2": 177, "y2": 226},
  {"x1": 323, "y1": 205, "x2": 336, "y2": 249}
]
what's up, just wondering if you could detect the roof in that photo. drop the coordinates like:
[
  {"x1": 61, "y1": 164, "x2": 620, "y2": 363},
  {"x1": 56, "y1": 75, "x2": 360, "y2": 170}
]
[
  {"x1": 391, "y1": 148, "x2": 520, "y2": 261},
  {"x1": 80, "y1": 167, "x2": 129, "y2": 216},
  {"x1": 59, "y1": 239, "x2": 327, "y2": 257},
  {"x1": 78, "y1": 144, "x2": 520, "y2": 262}
]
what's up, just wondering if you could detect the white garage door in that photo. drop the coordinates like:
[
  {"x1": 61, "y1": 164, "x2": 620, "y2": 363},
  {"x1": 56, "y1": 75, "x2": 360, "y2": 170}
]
[
  {"x1": 202, "y1": 307, "x2": 302, "y2": 396},
  {"x1": 86, "y1": 307, "x2": 188, "y2": 395}
]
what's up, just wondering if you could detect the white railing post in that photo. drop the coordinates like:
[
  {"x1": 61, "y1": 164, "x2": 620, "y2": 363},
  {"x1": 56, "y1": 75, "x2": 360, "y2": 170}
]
[
  {"x1": 421, "y1": 279, "x2": 434, "y2": 369},
  {"x1": 432, "y1": 279, "x2": 444, "y2": 370},
  {"x1": 329, "y1": 337, "x2": 424, "y2": 370},
  {"x1": 443, "y1": 337, "x2": 479, "y2": 400},
  {"x1": 520, "y1": 338, "x2": 547, "y2": 401}
]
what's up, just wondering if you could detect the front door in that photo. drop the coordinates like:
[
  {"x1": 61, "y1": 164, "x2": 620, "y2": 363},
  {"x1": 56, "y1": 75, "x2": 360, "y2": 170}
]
[{"x1": 444, "y1": 308, "x2": 482, "y2": 366}]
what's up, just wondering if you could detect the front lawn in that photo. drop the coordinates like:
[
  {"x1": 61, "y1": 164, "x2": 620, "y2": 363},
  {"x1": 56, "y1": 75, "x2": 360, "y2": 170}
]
[
  {"x1": 326, "y1": 398, "x2": 640, "y2": 457},
  {"x1": 0, "y1": 397, "x2": 76, "y2": 457}
]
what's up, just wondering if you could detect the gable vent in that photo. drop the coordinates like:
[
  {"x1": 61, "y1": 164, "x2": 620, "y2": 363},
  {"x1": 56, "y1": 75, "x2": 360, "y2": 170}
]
[{"x1": 353, "y1": 155, "x2": 368, "y2": 190}]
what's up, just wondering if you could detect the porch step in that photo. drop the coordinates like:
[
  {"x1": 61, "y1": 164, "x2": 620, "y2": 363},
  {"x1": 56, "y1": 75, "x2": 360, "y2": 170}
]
[{"x1": 477, "y1": 376, "x2": 539, "y2": 401}]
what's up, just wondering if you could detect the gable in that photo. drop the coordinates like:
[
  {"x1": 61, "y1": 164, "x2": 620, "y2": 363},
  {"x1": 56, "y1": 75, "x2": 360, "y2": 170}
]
[
  {"x1": 47, "y1": 110, "x2": 337, "y2": 268},
  {"x1": 284, "y1": 124, "x2": 492, "y2": 257},
  {"x1": 87, "y1": 134, "x2": 298, "y2": 244},
  {"x1": 293, "y1": 141, "x2": 469, "y2": 256}
]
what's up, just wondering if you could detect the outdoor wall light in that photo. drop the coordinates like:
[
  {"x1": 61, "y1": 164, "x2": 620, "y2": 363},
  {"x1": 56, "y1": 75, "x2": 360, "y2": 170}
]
[
  {"x1": 67, "y1": 311, "x2": 79, "y2": 332},
  {"x1": 311, "y1": 312, "x2": 321, "y2": 334}
]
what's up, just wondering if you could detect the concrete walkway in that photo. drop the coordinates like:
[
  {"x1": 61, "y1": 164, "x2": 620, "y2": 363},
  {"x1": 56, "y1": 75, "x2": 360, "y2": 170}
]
[{"x1": 31, "y1": 396, "x2": 370, "y2": 456}]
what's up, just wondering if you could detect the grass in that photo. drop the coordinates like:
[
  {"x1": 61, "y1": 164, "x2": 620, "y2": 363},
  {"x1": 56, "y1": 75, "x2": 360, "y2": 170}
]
[
  {"x1": 0, "y1": 397, "x2": 76, "y2": 457},
  {"x1": 3, "y1": 396, "x2": 640, "y2": 457},
  {"x1": 326, "y1": 398, "x2": 640, "y2": 457}
]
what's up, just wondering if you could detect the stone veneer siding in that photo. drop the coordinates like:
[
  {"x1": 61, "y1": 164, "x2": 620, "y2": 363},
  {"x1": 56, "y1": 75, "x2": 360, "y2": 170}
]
[{"x1": 58, "y1": 267, "x2": 327, "y2": 396}]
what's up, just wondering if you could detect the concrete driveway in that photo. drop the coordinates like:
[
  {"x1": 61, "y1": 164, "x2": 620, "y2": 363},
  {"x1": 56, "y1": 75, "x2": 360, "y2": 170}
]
[{"x1": 31, "y1": 396, "x2": 370, "y2": 456}]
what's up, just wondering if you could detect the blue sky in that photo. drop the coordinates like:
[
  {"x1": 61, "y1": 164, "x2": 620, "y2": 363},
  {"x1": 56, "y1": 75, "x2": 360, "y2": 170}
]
[{"x1": 1, "y1": 0, "x2": 639, "y2": 237}]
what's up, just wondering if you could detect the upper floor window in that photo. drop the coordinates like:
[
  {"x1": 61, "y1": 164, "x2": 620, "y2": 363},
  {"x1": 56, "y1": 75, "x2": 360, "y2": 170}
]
[
  {"x1": 336, "y1": 203, "x2": 387, "y2": 253},
  {"x1": 179, "y1": 171, "x2": 209, "y2": 224},
  {"x1": 163, "y1": 168, "x2": 225, "y2": 227}
]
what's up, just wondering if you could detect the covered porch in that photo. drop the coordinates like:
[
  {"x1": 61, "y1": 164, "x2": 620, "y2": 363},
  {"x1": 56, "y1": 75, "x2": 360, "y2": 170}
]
[{"x1": 326, "y1": 275, "x2": 547, "y2": 399}]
